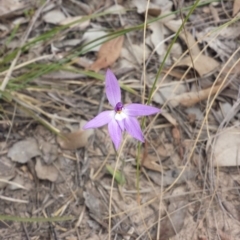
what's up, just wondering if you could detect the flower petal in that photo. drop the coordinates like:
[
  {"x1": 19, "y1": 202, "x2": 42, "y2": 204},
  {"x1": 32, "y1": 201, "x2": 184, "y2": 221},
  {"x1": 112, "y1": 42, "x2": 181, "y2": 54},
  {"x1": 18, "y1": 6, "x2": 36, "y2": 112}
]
[
  {"x1": 108, "y1": 119, "x2": 122, "y2": 149},
  {"x1": 117, "y1": 119, "x2": 125, "y2": 131},
  {"x1": 124, "y1": 117, "x2": 144, "y2": 142},
  {"x1": 124, "y1": 104, "x2": 160, "y2": 117},
  {"x1": 105, "y1": 69, "x2": 121, "y2": 107},
  {"x1": 83, "y1": 111, "x2": 114, "y2": 129}
]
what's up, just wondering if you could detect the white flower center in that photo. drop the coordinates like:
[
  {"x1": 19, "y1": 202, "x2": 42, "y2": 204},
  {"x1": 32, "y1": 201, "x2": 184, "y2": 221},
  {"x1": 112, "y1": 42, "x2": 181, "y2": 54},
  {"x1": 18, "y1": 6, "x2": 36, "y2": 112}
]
[{"x1": 114, "y1": 110, "x2": 127, "y2": 121}]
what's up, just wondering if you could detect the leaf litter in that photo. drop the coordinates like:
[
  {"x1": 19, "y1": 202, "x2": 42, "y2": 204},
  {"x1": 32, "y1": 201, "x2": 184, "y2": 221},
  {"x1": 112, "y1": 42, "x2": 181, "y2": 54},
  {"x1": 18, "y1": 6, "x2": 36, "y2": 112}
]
[
  {"x1": 1, "y1": 0, "x2": 240, "y2": 239},
  {"x1": 89, "y1": 35, "x2": 124, "y2": 72}
]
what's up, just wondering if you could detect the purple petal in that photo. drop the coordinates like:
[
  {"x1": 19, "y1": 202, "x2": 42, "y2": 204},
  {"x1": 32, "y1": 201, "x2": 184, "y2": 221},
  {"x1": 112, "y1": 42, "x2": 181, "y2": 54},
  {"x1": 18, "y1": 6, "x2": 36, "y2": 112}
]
[
  {"x1": 124, "y1": 104, "x2": 160, "y2": 117},
  {"x1": 124, "y1": 117, "x2": 144, "y2": 142},
  {"x1": 117, "y1": 119, "x2": 125, "y2": 131},
  {"x1": 105, "y1": 69, "x2": 121, "y2": 107},
  {"x1": 83, "y1": 110, "x2": 114, "y2": 129},
  {"x1": 108, "y1": 119, "x2": 122, "y2": 149}
]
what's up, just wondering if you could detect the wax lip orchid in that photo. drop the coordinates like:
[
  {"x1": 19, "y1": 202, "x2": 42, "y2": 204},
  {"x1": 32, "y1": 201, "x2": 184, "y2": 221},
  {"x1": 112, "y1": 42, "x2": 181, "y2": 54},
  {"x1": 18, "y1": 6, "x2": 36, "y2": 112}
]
[{"x1": 83, "y1": 69, "x2": 160, "y2": 149}]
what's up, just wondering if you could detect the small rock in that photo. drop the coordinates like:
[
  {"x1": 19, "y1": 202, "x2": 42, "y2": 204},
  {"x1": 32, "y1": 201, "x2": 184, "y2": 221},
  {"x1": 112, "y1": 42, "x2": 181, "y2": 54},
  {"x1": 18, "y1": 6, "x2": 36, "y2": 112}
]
[{"x1": 8, "y1": 138, "x2": 41, "y2": 163}]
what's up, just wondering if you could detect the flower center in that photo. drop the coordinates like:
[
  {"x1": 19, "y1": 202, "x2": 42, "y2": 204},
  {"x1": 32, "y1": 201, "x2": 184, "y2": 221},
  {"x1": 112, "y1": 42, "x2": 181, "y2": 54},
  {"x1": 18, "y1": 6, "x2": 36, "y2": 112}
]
[{"x1": 115, "y1": 102, "x2": 123, "y2": 113}]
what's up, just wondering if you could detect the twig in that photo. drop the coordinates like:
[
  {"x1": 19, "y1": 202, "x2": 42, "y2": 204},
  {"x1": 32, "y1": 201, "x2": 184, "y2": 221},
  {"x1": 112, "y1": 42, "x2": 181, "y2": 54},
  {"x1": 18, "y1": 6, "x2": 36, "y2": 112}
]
[
  {"x1": 0, "y1": 195, "x2": 28, "y2": 203},
  {"x1": 22, "y1": 222, "x2": 30, "y2": 240}
]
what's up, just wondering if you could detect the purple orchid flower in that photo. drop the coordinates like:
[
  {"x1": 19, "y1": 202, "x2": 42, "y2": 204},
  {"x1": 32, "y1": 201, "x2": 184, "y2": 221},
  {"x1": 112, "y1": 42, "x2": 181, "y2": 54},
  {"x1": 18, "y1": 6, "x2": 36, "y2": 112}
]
[{"x1": 83, "y1": 69, "x2": 160, "y2": 149}]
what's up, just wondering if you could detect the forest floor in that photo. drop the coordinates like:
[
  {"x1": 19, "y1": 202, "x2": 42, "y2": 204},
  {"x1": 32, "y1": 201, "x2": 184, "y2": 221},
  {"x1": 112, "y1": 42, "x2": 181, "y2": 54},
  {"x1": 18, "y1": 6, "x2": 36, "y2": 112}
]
[{"x1": 0, "y1": 0, "x2": 240, "y2": 239}]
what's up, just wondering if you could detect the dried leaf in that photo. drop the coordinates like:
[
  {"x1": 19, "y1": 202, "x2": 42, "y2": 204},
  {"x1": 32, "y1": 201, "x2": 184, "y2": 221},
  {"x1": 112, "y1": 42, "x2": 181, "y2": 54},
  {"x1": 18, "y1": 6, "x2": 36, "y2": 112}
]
[
  {"x1": 57, "y1": 130, "x2": 92, "y2": 150},
  {"x1": 170, "y1": 43, "x2": 183, "y2": 60},
  {"x1": 120, "y1": 43, "x2": 150, "y2": 67},
  {"x1": 165, "y1": 20, "x2": 200, "y2": 55},
  {"x1": 172, "y1": 127, "x2": 181, "y2": 142},
  {"x1": 196, "y1": 26, "x2": 238, "y2": 62},
  {"x1": 175, "y1": 54, "x2": 219, "y2": 77},
  {"x1": 161, "y1": 112, "x2": 178, "y2": 126},
  {"x1": 105, "y1": 4, "x2": 126, "y2": 14},
  {"x1": 233, "y1": 0, "x2": 240, "y2": 16},
  {"x1": 43, "y1": 10, "x2": 66, "y2": 24},
  {"x1": 8, "y1": 138, "x2": 41, "y2": 163},
  {"x1": 222, "y1": 61, "x2": 240, "y2": 75},
  {"x1": 35, "y1": 158, "x2": 59, "y2": 182},
  {"x1": 59, "y1": 16, "x2": 90, "y2": 30},
  {"x1": 142, "y1": 155, "x2": 162, "y2": 172},
  {"x1": 0, "y1": 0, "x2": 24, "y2": 16},
  {"x1": 157, "y1": 143, "x2": 174, "y2": 157},
  {"x1": 132, "y1": 0, "x2": 161, "y2": 16},
  {"x1": 149, "y1": 21, "x2": 166, "y2": 56},
  {"x1": 165, "y1": 20, "x2": 219, "y2": 76},
  {"x1": 57, "y1": 121, "x2": 93, "y2": 150},
  {"x1": 152, "y1": 80, "x2": 187, "y2": 105},
  {"x1": 82, "y1": 30, "x2": 108, "y2": 52},
  {"x1": 89, "y1": 35, "x2": 124, "y2": 72},
  {"x1": 168, "y1": 84, "x2": 222, "y2": 108},
  {"x1": 207, "y1": 127, "x2": 240, "y2": 166},
  {"x1": 210, "y1": 4, "x2": 220, "y2": 22}
]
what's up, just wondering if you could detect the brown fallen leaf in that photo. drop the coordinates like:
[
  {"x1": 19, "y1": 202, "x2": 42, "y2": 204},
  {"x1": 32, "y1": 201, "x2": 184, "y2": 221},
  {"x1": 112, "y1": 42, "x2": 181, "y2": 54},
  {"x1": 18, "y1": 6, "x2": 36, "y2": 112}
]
[
  {"x1": 233, "y1": 0, "x2": 240, "y2": 16},
  {"x1": 161, "y1": 112, "x2": 178, "y2": 126},
  {"x1": 57, "y1": 122, "x2": 93, "y2": 150},
  {"x1": 168, "y1": 84, "x2": 222, "y2": 107},
  {"x1": 130, "y1": 147, "x2": 163, "y2": 172},
  {"x1": 57, "y1": 131, "x2": 90, "y2": 150},
  {"x1": 222, "y1": 61, "x2": 240, "y2": 75},
  {"x1": 157, "y1": 143, "x2": 174, "y2": 157},
  {"x1": 175, "y1": 54, "x2": 219, "y2": 77},
  {"x1": 35, "y1": 158, "x2": 59, "y2": 182},
  {"x1": 172, "y1": 127, "x2": 181, "y2": 142},
  {"x1": 207, "y1": 127, "x2": 240, "y2": 167},
  {"x1": 164, "y1": 20, "x2": 219, "y2": 76},
  {"x1": 89, "y1": 35, "x2": 124, "y2": 72},
  {"x1": 142, "y1": 155, "x2": 162, "y2": 172},
  {"x1": 164, "y1": 20, "x2": 200, "y2": 56},
  {"x1": 162, "y1": 68, "x2": 190, "y2": 80},
  {"x1": 209, "y1": 4, "x2": 220, "y2": 23},
  {"x1": 152, "y1": 80, "x2": 187, "y2": 105},
  {"x1": 141, "y1": 143, "x2": 163, "y2": 172}
]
